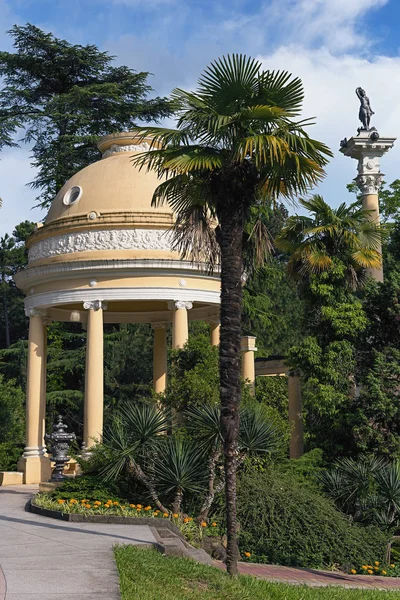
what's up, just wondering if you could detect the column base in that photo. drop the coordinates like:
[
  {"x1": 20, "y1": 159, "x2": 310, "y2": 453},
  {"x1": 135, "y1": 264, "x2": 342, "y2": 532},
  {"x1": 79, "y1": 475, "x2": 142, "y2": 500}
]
[{"x1": 17, "y1": 454, "x2": 52, "y2": 484}]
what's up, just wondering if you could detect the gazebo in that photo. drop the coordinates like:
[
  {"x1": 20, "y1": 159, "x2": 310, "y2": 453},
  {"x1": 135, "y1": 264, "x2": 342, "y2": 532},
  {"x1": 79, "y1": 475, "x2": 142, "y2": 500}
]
[{"x1": 14, "y1": 132, "x2": 221, "y2": 484}]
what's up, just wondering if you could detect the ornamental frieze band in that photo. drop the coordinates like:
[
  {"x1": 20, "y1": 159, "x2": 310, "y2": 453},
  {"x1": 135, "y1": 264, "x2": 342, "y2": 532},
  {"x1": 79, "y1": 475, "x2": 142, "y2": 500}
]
[{"x1": 28, "y1": 228, "x2": 174, "y2": 263}]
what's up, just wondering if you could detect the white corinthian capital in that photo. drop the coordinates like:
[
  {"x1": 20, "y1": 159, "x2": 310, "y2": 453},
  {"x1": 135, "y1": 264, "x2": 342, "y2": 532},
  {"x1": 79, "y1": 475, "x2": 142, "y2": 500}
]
[
  {"x1": 168, "y1": 300, "x2": 193, "y2": 311},
  {"x1": 355, "y1": 173, "x2": 384, "y2": 196},
  {"x1": 83, "y1": 300, "x2": 108, "y2": 311}
]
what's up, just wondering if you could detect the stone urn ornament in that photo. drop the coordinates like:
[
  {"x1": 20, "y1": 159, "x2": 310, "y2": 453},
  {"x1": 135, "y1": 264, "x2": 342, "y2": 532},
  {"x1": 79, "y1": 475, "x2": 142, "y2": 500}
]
[{"x1": 45, "y1": 415, "x2": 76, "y2": 482}]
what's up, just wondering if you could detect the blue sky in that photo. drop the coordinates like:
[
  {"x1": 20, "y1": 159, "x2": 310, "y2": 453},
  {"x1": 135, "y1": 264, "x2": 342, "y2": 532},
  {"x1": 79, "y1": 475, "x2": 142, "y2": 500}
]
[{"x1": 1, "y1": 0, "x2": 400, "y2": 235}]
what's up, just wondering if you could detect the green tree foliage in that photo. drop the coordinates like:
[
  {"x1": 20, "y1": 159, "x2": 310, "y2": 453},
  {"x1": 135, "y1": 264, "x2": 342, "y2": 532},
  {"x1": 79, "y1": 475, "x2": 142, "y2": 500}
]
[
  {"x1": 0, "y1": 24, "x2": 171, "y2": 208},
  {"x1": 0, "y1": 373, "x2": 24, "y2": 444},
  {"x1": 277, "y1": 195, "x2": 382, "y2": 289},
  {"x1": 347, "y1": 179, "x2": 400, "y2": 223},
  {"x1": 0, "y1": 221, "x2": 34, "y2": 349},
  {"x1": 234, "y1": 464, "x2": 388, "y2": 569},
  {"x1": 164, "y1": 329, "x2": 219, "y2": 412}
]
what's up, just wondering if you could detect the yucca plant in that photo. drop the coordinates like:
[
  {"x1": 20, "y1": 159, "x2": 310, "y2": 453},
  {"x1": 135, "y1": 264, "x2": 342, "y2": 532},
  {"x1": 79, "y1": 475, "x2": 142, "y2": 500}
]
[
  {"x1": 276, "y1": 195, "x2": 383, "y2": 289},
  {"x1": 153, "y1": 438, "x2": 208, "y2": 514},
  {"x1": 102, "y1": 403, "x2": 170, "y2": 513},
  {"x1": 133, "y1": 54, "x2": 331, "y2": 574},
  {"x1": 186, "y1": 403, "x2": 279, "y2": 518}
]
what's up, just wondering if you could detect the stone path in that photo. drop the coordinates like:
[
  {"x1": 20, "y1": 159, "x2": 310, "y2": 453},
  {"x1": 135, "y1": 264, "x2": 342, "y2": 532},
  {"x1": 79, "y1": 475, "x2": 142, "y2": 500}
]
[
  {"x1": 232, "y1": 561, "x2": 400, "y2": 590},
  {"x1": 0, "y1": 486, "x2": 157, "y2": 600}
]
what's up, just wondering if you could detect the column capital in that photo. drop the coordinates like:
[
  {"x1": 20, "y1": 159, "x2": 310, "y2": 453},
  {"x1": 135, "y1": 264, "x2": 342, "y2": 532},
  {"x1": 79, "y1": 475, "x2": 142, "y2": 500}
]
[
  {"x1": 355, "y1": 173, "x2": 384, "y2": 195},
  {"x1": 168, "y1": 300, "x2": 193, "y2": 311},
  {"x1": 83, "y1": 300, "x2": 108, "y2": 311},
  {"x1": 240, "y1": 335, "x2": 257, "y2": 352},
  {"x1": 208, "y1": 317, "x2": 220, "y2": 325},
  {"x1": 25, "y1": 308, "x2": 47, "y2": 318}
]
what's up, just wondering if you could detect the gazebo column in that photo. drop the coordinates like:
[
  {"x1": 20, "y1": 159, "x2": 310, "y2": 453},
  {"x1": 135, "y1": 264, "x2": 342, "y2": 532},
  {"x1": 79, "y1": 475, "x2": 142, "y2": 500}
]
[
  {"x1": 83, "y1": 300, "x2": 106, "y2": 448},
  {"x1": 18, "y1": 309, "x2": 50, "y2": 484},
  {"x1": 169, "y1": 301, "x2": 192, "y2": 350},
  {"x1": 210, "y1": 320, "x2": 220, "y2": 346},
  {"x1": 39, "y1": 320, "x2": 48, "y2": 455},
  {"x1": 288, "y1": 374, "x2": 304, "y2": 459},
  {"x1": 241, "y1": 336, "x2": 257, "y2": 396},
  {"x1": 152, "y1": 323, "x2": 167, "y2": 393}
]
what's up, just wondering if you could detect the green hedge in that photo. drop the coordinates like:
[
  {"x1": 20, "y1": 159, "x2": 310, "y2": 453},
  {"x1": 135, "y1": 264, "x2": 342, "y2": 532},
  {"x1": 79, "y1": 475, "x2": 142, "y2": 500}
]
[{"x1": 235, "y1": 466, "x2": 388, "y2": 569}]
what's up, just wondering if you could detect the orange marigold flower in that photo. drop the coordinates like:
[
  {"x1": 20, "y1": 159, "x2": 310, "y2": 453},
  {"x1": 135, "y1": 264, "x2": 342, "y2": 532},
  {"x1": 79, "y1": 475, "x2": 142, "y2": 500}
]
[
  {"x1": 57, "y1": 499, "x2": 65, "y2": 504},
  {"x1": 173, "y1": 513, "x2": 179, "y2": 518},
  {"x1": 137, "y1": 507, "x2": 142, "y2": 511},
  {"x1": 200, "y1": 521, "x2": 207, "y2": 527},
  {"x1": 211, "y1": 522, "x2": 217, "y2": 527},
  {"x1": 367, "y1": 570, "x2": 373, "y2": 575},
  {"x1": 130, "y1": 504, "x2": 135, "y2": 508},
  {"x1": 244, "y1": 552, "x2": 251, "y2": 558},
  {"x1": 163, "y1": 513, "x2": 169, "y2": 517},
  {"x1": 350, "y1": 569, "x2": 356, "y2": 574},
  {"x1": 375, "y1": 562, "x2": 380, "y2": 566},
  {"x1": 85, "y1": 504, "x2": 91, "y2": 509},
  {"x1": 382, "y1": 570, "x2": 387, "y2": 575},
  {"x1": 183, "y1": 517, "x2": 189, "y2": 523},
  {"x1": 374, "y1": 566, "x2": 379, "y2": 571},
  {"x1": 145, "y1": 506, "x2": 152, "y2": 511},
  {"x1": 113, "y1": 502, "x2": 119, "y2": 506},
  {"x1": 136, "y1": 504, "x2": 142, "y2": 509}
]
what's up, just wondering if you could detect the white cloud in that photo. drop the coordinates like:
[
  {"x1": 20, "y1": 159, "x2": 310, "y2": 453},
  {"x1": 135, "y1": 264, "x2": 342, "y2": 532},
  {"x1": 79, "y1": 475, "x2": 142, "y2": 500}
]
[
  {"x1": 274, "y1": 0, "x2": 388, "y2": 52},
  {"x1": 258, "y1": 45, "x2": 400, "y2": 207}
]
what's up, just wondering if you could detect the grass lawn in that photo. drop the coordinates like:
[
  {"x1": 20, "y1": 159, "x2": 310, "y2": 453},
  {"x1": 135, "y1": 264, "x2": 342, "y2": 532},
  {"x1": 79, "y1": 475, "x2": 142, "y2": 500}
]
[{"x1": 114, "y1": 546, "x2": 400, "y2": 600}]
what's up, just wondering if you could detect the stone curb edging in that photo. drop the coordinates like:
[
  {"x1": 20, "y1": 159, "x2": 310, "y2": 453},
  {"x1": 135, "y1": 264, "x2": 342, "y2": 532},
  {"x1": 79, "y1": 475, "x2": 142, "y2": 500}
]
[
  {"x1": 30, "y1": 500, "x2": 183, "y2": 535},
  {"x1": 29, "y1": 499, "x2": 213, "y2": 566}
]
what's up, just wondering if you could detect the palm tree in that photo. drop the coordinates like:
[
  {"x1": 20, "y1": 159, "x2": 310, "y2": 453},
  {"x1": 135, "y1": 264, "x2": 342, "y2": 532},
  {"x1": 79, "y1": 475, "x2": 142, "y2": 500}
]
[
  {"x1": 276, "y1": 195, "x2": 382, "y2": 289},
  {"x1": 133, "y1": 54, "x2": 331, "y2": 574}
]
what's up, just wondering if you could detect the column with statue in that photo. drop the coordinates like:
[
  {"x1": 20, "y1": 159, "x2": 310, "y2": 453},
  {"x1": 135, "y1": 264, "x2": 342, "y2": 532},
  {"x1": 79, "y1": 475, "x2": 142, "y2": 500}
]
[{"x1": 340, "y1": 88, "x2": 396, "y2": 282}]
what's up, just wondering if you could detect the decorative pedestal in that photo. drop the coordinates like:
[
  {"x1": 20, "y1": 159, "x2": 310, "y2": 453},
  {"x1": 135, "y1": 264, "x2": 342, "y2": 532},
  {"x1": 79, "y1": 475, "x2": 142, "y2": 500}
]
[
  {"x1": 17, "y1": 455, "x2": 51, "y2": 485},
  {"x1": 340, "y1": 130, "x2": 396, "y2": 282}
]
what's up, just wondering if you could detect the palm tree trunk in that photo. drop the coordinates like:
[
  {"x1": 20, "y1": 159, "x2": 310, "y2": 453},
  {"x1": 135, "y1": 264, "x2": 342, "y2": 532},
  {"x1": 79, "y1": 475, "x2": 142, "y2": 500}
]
[{"x1": 218, "y1": 206, "x2": 245, "y2": 576}]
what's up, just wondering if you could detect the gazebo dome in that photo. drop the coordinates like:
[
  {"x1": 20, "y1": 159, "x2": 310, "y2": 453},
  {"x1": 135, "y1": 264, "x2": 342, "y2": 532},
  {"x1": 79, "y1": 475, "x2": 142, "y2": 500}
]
[
  {"x1": 46, "y1": 132, "x2": 172, "y2": 224},
  {"x1": 15, "y1": 130, "x2": 220, "y2": 321}
]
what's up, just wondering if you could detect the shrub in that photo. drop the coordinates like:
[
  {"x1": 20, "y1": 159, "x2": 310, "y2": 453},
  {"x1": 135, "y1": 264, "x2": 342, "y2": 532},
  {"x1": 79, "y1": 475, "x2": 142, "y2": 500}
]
[
  {"x1": 51, "y1": 475, "x2": 129, "y2": 504},
  {"x1": 233, "y1": 466, "x2": 388, "y2": 569},
  {"x1": 0, "y1": 442, "x2": 23, "y2": 471}
]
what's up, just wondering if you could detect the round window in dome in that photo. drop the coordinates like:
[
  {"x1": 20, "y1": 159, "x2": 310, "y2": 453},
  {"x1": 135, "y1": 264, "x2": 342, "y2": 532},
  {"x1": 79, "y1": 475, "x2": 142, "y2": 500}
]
[{"x1": 63, "y1": 186, "x2": 82, "y2": 206}]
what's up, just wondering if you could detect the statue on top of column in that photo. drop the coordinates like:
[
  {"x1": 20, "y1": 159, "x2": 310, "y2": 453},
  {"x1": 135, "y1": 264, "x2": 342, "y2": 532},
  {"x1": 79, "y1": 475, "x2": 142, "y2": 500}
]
[{"x1": 356, "y1": 87, "x2": 374, "y2": 131}]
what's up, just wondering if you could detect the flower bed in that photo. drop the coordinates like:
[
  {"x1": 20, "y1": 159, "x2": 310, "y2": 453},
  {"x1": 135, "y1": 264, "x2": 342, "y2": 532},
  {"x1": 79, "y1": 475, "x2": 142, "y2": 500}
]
[
  {"x1": 32, "y1": 493, "x2": 221, "y2": 547},
  {"x1": 351, "y1": 561, "x2": 400, "y2": 577}
]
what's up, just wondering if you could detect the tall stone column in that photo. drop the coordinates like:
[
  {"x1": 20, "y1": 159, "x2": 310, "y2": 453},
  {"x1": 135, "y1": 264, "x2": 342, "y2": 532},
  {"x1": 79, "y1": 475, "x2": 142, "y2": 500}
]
[
  {"x1": 209, "y1": 320, "x2": 220, "y2": 346},
  {"x1": 39, "y1": 320, "x2": 48, "y2": 454},
  {"x1": 83, "y1": 300, "x2": 106, "y2": 448},
  {"x1": 241, "y1": 336, "x2": 257, "y2": 396},
  {"x1": 288, "y1": 374, "x2": 304, "y2": 459},
  {"x1": 18, "y1": 309, "x2": 49, "y2": 483},
  {"x1": 152, "y1": 323, "x2": 167, "y2": 393},
  {"x1": 340, "y1": 130, "x2": 396, "y2": 282},
  {"x1": 169, "y1": 301, "x2": 192, "y2": 350}
]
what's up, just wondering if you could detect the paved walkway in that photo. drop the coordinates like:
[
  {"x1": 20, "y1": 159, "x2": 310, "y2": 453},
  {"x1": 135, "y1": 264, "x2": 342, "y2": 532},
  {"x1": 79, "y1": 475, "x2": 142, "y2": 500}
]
[
  {"x1": 234, "y1": 561, "x2": 400, "y2": 590},
  {"x1": 0, "y1": 486, "x2": 157, "y2": 600}
]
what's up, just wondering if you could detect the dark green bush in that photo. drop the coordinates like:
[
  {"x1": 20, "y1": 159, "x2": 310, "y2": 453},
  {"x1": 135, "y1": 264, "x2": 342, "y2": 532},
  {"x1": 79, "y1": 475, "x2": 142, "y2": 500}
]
[
  {"x1": 0, "y1": 442, "x2": 23, "y2": 471},
  {"x1": 235, "y1": 466, "x2": 388, "y2": 569},
  {"x1": 51, "y1": 475, "x2": 129, "y2": 504}
]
